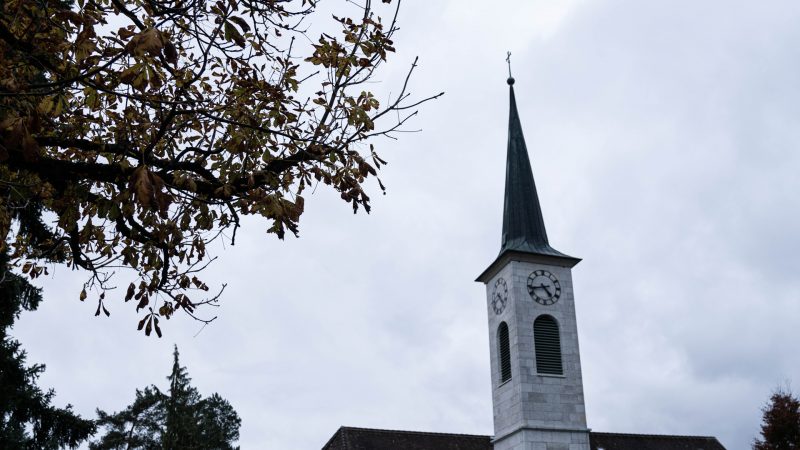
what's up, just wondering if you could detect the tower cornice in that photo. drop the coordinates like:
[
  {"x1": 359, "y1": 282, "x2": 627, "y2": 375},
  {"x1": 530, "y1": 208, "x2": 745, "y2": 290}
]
[{"x1": 475, "y1": 249, "x2": 580, "y2": 283}]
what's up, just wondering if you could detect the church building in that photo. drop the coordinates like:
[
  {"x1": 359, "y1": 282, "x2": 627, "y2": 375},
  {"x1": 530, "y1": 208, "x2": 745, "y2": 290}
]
[{"x1": 321, "y1": 77, "x2": 727, "y2": 450}]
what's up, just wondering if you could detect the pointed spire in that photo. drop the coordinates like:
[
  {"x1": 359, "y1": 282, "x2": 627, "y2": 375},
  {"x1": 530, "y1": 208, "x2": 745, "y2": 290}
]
[
  {"x1": 477, "y1": 73, "x2": 579, "y2": 283},
  {"x1": 499, "y1": 78, "x2": 570, "y2": 259}
]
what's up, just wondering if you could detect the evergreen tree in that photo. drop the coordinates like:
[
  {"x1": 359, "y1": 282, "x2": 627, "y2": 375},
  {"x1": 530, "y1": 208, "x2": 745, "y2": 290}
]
[
  {"x1": 91, "y1": 387, "x2": 164, "y2": 449},
  {"x1": 195, "y1": 394, "x2": 241, "y2": 449},
  {"x1": 92, "y1": 346, "x2": 240, "y2": 449},
  {"x1": 754, "y1": 388, "x2": 800, "y2": 450},
  {"x1": 162, "y1": 346, "x2": 202, "y2": 449},
  {"x1": 0, "y1": 250, "x2": 95, "y2": 448}
]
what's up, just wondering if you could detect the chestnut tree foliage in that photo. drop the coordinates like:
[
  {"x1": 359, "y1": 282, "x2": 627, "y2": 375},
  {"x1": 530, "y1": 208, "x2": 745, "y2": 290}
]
[{"x1": 0, "y1": 0, "x2": 439, "y2": 335}]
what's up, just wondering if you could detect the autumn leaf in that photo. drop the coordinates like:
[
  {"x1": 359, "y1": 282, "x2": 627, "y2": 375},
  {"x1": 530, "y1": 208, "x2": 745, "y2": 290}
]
[
  {"x1": 119, "y1": 64, "x2": 141, "y2": 85},
  {"x1": 136, "y1": 294, "x2": 149, "y2": 312},
  {"x1": 130, "y1": 166, "x2": 154, "y2": 209},
  {"x1": 153, "y1": 317, "x2": 162, "y2": 338},
  {"x1": 126, "y1": 28, "x2": 165, "y2": 57},
  {"x1": 228, "y1": 16, "x2": 251, "y2": 32},
  {"x1": 118, "y1": 26, "x2": 136, "y2": 40},
  {"x1": 0, "y1": 116, "x2": 38, "y2": 161},
  {"x1": 37, "y1": 97, "x2": 55, "y2": 115},
  {"x1": 56, "y1": 10, "x2": 84, "y2": 26},
  {"x1": 125, "y1": 283, "x2": 135, "y2": 301},
  {"x1": 224, "y1": 21, "x2": 246, "y2": 47},
  {"x1": 164, "y1": 41, "x2": 178, "y2": 65}
]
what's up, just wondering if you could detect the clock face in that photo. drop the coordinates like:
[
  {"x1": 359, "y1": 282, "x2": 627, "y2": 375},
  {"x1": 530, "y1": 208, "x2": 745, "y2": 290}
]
[
  {"x1": 526, "y1": 269, "x2": 561, "y2": 305},
  {"x1": 491, "y1": 277, "x2": 508, "y2": 315}
]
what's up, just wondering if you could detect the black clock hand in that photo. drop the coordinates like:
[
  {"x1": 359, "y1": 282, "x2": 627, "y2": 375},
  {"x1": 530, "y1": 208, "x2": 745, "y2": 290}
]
[{"x1": 533, "y1": 283, "x2": 553, "y2": 297}]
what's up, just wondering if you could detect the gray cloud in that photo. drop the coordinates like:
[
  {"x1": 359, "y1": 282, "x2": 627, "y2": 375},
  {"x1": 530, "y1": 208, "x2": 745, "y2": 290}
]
[{"x1": 12, "y1": 1, "x2": 800, "y2": 449}]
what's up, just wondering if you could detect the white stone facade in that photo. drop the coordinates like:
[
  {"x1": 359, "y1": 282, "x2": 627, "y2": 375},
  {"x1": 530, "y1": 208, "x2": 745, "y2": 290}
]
[
  {"x1": 484, "y1": 256, "x2": 590, "y2": 450},
  {"x1": 493, "y1": 428, "x2": 591, "y2": 450}
]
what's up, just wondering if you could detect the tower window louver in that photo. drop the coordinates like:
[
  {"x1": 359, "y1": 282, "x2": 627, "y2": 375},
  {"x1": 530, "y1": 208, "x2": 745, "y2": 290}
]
[
  {"x1": 497, "y1": 322, "x2": 511, "y2": 383},
  {"x1": 534, "y1": 315, "x2": 563, "y2": 375}
]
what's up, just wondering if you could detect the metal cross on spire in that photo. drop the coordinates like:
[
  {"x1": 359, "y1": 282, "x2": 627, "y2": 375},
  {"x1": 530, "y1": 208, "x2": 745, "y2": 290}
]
[
  {"x1": 476, "y1": 53, "x2": 580, "y2": 282},
  {"x1": 506, "y1": 51, "x2": 515, "y2": 85}
]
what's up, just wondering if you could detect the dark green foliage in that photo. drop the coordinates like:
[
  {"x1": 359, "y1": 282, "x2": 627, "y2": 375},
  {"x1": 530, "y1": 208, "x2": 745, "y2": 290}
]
[
  {"x1": 194, "y1": 394, "x2": 241, "y2": 448},
  {"x1": 162, "y1": 346, "x2": 202, "y2": 449},
  {"x1": 90, "y1": 387, "x2": 163, "y2": 450},
  {"x1": 0, "y1": 250, "x2": 96, "y2": 449},
  {"x1": 92, "y1": 346, "x2": 241, "y2": 449},
  {"x1": 754, "y1": 388, "x2": 800, "y2": 450}
]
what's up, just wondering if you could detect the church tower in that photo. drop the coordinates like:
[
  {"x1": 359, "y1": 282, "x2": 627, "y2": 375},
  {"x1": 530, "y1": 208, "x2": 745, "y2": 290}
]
[{"x1": 476, "y1": 76, "x2": 590, "y2": 450}]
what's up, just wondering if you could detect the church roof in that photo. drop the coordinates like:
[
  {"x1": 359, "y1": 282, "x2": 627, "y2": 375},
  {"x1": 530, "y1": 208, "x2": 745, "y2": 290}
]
[
  {"x1": 322, "y1": 426, "x2": 491, "y2": 450},
  {"x1": 590, "y1": 432, "x2": 727, "y2": 450},
  {"x1": 321, "y1": 427, "x2": 728, "y2": 450}
]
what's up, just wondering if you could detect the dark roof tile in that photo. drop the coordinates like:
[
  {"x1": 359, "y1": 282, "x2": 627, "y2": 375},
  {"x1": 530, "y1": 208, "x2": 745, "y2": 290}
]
[
  {"x1": 322, "y1": 427, "x2": 727, "y2": 450},
  {"x1": 590, "y1": 432, "x2": 727, "y2": 450},
  {"x1": 322, "y1": 427, "x2": 492, "y2": 450}
]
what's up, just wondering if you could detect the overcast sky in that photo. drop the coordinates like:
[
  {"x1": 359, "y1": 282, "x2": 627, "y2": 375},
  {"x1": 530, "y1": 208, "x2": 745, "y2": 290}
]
[{"x1": 13, "y1": 1, "x2": 800, "y2": 449}]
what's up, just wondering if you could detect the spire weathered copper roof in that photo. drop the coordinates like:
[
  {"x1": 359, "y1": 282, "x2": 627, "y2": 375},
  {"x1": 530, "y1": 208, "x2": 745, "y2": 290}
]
[
  {"x1": 499, "y1": 77, "x2": 571, "y2": 259},
  {"x1": 476, "y1": 76, "x2": 579, "y2": 283}
]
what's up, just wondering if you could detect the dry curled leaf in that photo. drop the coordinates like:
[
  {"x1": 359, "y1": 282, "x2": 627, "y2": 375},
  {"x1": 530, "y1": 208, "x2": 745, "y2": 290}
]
[{"x1": 126, "y1": 28, "x2": 165, "y2": 57}]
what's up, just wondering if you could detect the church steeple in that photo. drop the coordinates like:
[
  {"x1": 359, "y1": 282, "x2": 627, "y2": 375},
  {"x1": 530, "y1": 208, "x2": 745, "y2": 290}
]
[
  {"x1": 500, "y1": 76, "x2": 560, "y2": 257},
  {"x1": 477, "y1": 72, "x2": 589, "y2": 450},
  {"x1": 502, "y1": 78, "x2": 577, "y2": 260},
  {"x1": 477, "y1": 77, "x2": 578, "y2": 283}
]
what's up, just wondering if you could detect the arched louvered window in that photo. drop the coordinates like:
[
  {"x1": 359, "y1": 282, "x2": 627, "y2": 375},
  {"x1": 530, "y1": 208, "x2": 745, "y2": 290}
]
[
  {"x1": 497, "y1": 322, "x2": 511, "y2": 383},
  {"x1": 534, "y1": 315, "x2": 563, "y2": 375}
]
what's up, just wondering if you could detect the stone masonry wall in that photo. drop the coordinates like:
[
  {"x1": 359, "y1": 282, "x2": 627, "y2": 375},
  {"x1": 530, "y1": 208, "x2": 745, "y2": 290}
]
[{"x1": 485, "y1": 259, "x2": 589, "y2": 450}]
